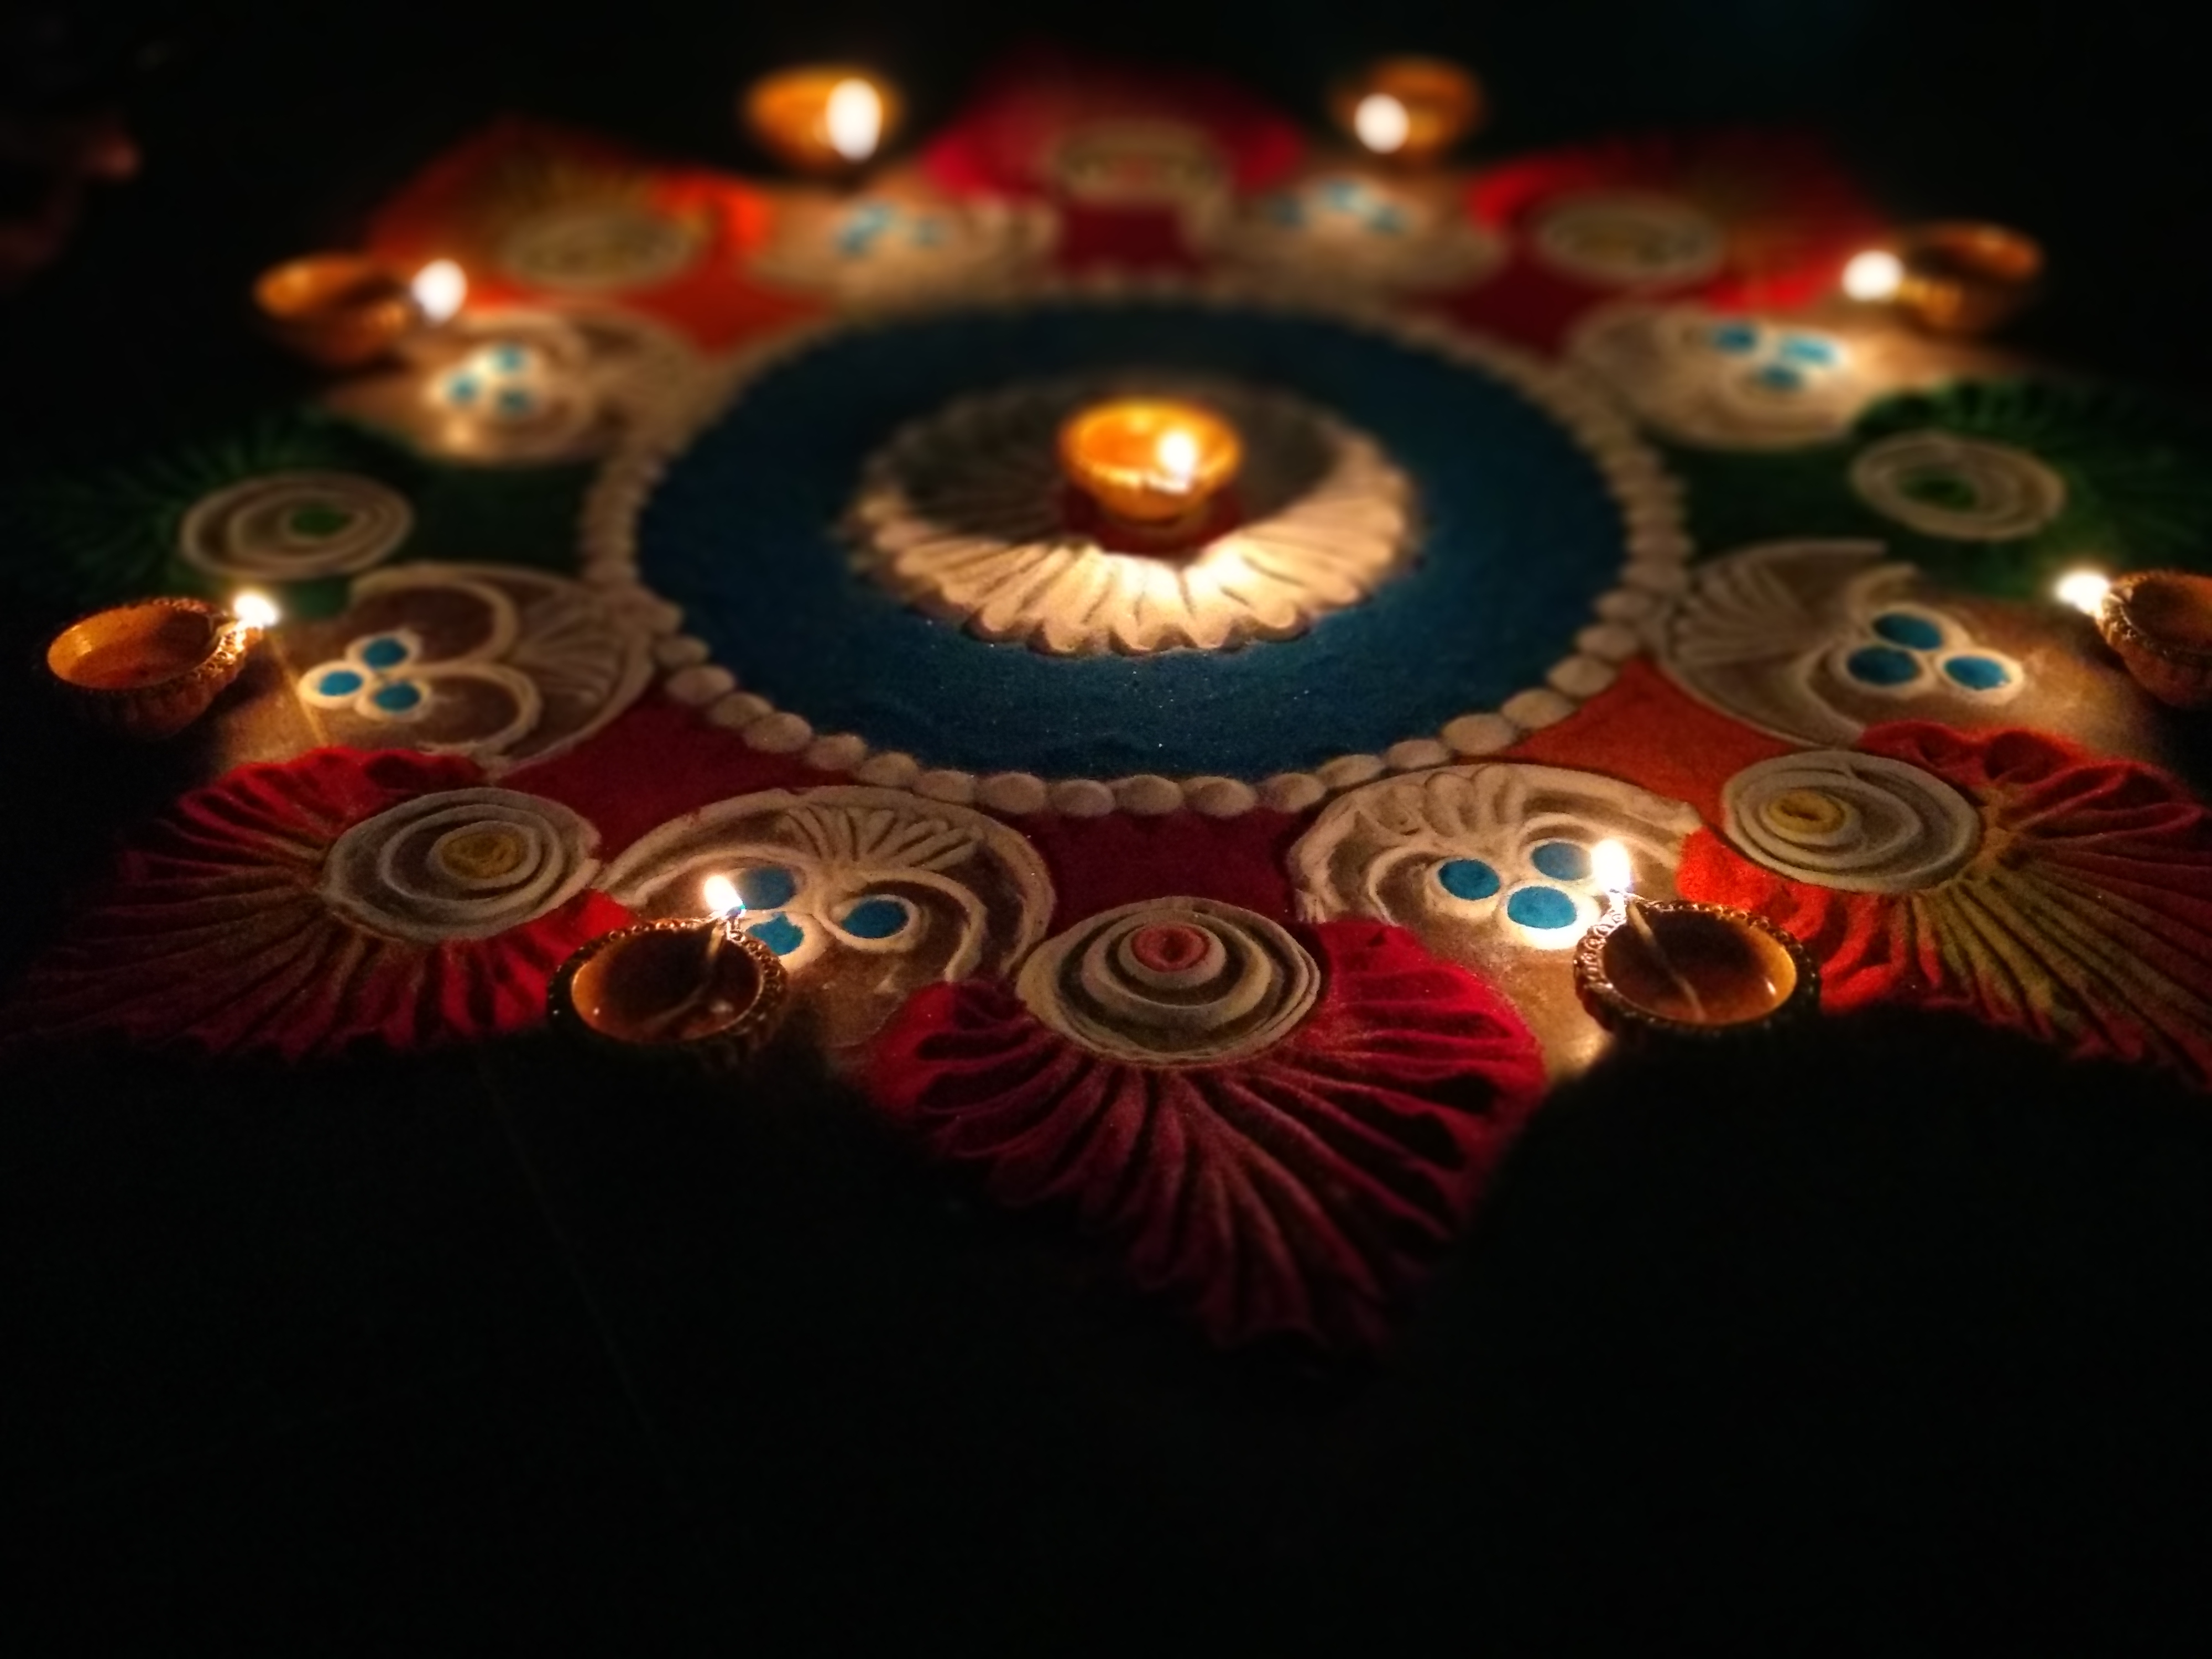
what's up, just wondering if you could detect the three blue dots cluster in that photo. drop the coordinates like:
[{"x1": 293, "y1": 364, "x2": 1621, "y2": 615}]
[
  {"x1": 305, "y1": 632, "x2": 430, "y2": 718},
  {"x1": 441, "y1": 343, "x2": 546, "y2": 422},
  {"x1": 724, "y1": 864, "x2": 915, "y2": 956},
  {"x1": 1706, "y1": 318, "x2": 1843, "y2": 395},
  {"x1": 1437, "y1": 839, "x2": 1593, "y2": 933},
  {"x1": 1844, "y1": 609, "x2": 2016, "y2": 695},
  {"x1": 1262, "y1": 176, "x2": 1410, "y2": 236},
  {"x1": 837, "y1": 201, "x2": 949, "y2": 260}
]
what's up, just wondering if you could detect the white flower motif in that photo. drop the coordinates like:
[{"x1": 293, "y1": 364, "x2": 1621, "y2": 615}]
[
  {"x1": 1720, "y1": 750, "x2": 1981, "y2": 894},
  {"x1": 319, "y1": 788, "x2": 601, "y2": 942},
  {"x1": 1568, "y1": 302, "x2": 1874, "y2": 450},
  {"x1": 1850, "y1": 431, "x2": 2068, "y2": 541},
  {"x1": 178, "y1": 472, "x2": 413, "y2": 581}
]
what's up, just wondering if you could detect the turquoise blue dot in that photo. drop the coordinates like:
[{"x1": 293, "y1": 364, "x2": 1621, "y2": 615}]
[
  {"x1": 1320, "y1": 178, "x2": 1363, "y2": 211},
  {"x1": 747, "y1": 914, "x2": 806, "y2": 956},
  {"x1": 1708, "y1": 321, "x2": 1761, "y2": 354},
  {"x1": 1264, "y1": 195, "x2": 1303, "y2": 226},
  {"x1": 495, "y1": 387, "x2": 534, "y2": 415},
  {"x1": 357, "y1": 635, "x2": 411, "y2": 670},
  {"x1": 911, "y1": 218, "x2": 946, "y2": 247},
  {"x1": 371, "y1": 681, "x2": 425, "y2": 713},
  {"x1": 1778, "y1": 333, "x2": 1839, "y2": 366},
  {"x1": 446, "y1": 375, "x2": 479, "y2": 405},
  {"x1": 1871, "y1": 611, "x2": 1945, "y2": 650},
  {"x1": 735, "y1": 866, "x2": 799, "y2": 909},
  {"x1": 1531, "y1": 841, "x2": 1592, "y2": 881},
  {"x1": 314, "y1": 667, "x2": 364, "y2": 697},
  {"x1": 1846, "y1": 644, "x2": 1922, "y2": 686},
  {"x1": 1943, "y1": 654, "x2": 2013, "y2": 691},
  {"x1": 490, "y1": 345, "x2": 528, "y2": 372},
  {"x1": 1371, "y1": 205, "x2": 1408, "y2": 235},
  {"x1": 1754, "y1": 362, "x2": 1807, "y2": 392},
  {"x1": 1506, "y1": 885, "x2": 1580, "y2": 931},
  {"x1": 840, "y1": 896, "x2": 911, "y2": 940},
  {"x1": 1437, "y1": 858, "x2": 1502, "y2": 901}
]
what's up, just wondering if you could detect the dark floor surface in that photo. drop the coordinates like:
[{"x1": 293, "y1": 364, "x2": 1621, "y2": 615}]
[{"x1": 6, "y1": 2, "x2": 2212, "y2": 1650}]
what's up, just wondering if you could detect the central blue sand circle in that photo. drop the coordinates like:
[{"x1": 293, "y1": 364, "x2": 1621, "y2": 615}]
[{"x1": 637, "y1": 301, "x2": 1636, "y2": 780}]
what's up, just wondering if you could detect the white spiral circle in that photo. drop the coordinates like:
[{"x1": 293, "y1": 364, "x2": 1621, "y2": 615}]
[
  {"x1": 1721, "y1": 752, "x2": 1981, "y2": 893},
  {"x1": 1017, "y1": 898, "x2": 1321, "y2": 1065},
  {"x1": 319, "y1": 787, "x2": 601, "y2": 941},
  {"x1": 178, "y1": 472, "x2": 413, "y2": 581},
  {"x1": 1849, "y1": 432, "x2": 2068, "y2": 541},
  {"x1": 497, "y1": 204, "x2": 702, "y2": 293}
]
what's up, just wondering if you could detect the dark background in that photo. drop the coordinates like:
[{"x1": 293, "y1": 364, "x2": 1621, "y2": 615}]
[{"x1": 5, "y1": 2, "x2": 2211, "y2": 1650}]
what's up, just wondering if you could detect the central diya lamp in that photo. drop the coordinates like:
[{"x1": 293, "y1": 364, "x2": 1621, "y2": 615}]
[
  {"x1": 44, "y1": 590, "x2": 279, "y2": 739},
  {"x1": 742, "y1": 65, "x2": 899, "y2": 175},
  {"x1": 549, "y1": 877, "x2": 790, "y2": 1072},
  {"x1": 255, "y1": 255, "x2": 468, "y2": 369},
  {"x1": 1056, "y1": 398, "x2": 1244, "y2": 550},
  {"x1": 1329, "y1": 56, "x2": 1486, "y2": 168},
  {"x1": 1572, "y1": 841, "x2": 1820, "y2": 1043},
  {"x1": 2070, "y1": 568, "x2": 2212, "y2": 710},
  {"x1": 1841, "y1": 222, "x2": 2043, "y2": 336}
]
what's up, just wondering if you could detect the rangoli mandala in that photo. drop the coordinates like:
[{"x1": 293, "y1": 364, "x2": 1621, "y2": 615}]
[{"x1": 8, "y1": 65, "x2": 2212, "y2": 1353}]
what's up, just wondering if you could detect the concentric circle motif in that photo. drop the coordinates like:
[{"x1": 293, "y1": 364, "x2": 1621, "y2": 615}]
[
  {"x1": 1528, "y1": 191, "x2": 1727, "y2": 290},
  {"x1": 848, "y1": 375, "x2": 1416, "y2": 654},
  {"x1": 1849, "y1": 432, "x2": 2068, "y2": 541},
  {"x1": 593, "y1": 276, "x2": 1688, "y2": 813},
  {"x1": 1016, "y1": 897, "x2": 1321, "y2": 1065},
  {"x1": 319, "y1": 787, "x2": 601, "y2": 942},
  {"x1": 178, "y1": 472, "x2": 413, "y2": 581},
  {"x1": 1568, "y1": 304, "x2": 1873, "y2": 450},
  {"x1": 496, "y1": 202, "x2": 702, "y2": 293},
  {"x1": 1202, "y1": 172, "x2": 1506, "y2": 295},
  {"x1": 1720, "y1": 750, "x2": 1981, "y2": 893}
]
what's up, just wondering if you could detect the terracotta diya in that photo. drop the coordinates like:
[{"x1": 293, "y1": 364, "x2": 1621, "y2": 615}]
[
  {"x1": 549, "y1": 916, "x2": 789, "y2": 1071},
  {"x1": 1890, "y1": 222, "x2": 2043, "y2": 336},
  {"x1": 1574, "y1": 897, "x2": 1820, "y2": 1043},
  {"x1": 1329, "y1": 56, "x2": 1485, "y2": 167},
  {"x1": 2097, "y1": 569, "x2": 2212, "y2": 710},
  {"x1": 742, "y1": 65, "x2": 900, "y2": 173},
  {"x1": 1057, "y1": 397, "x2": 1243, "y2": 545},
  {"x1": 44, "y1": 595, "x2": 267, "y2": 739},
  {"x1": 254, "y1": 254, "x2": 424, "y2": 369}
]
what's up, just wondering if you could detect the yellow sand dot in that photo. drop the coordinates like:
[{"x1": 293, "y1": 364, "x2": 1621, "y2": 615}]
[
  {"x1": 436, "y1": 827, "x2": 527, "y2": 881},
  {"x1": 1765, "y1": 788, "x2": 1848, "y2": 838}
]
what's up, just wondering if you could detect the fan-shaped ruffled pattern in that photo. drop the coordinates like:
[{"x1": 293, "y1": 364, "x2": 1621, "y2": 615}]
[
  {"x1": 869, "y1": 916, "x2": 1547, "y2": 1350},
  {"x1": 0, "y1": 749, "x2": 630, "y2": 1060},
  {"x1": 1678, "y1": 722, "x2": 2212, "y2": 1087}
]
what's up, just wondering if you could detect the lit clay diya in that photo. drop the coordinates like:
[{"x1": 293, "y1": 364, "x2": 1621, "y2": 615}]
[
  {"x1": 1329, "y1": 56, "x2": 1485, "y2": 167},
  {"x1": 1574, "y1": 898, "x2": 1820, "y2": 1044},
  {"x1": 549, "y1": 917, "x2": 789, "y2": 1071},
  {"x1": 1057, "y1": 398, "x2": 1243, "y2": 546},
  {"x1": 742, "y1": 65, "x2": 900, "y2": 173},
  {"x1": 2098, "y1": 570, "x2": 2212, "y2": 710},
  {"x1": 44, "y1": 596, "x2": 262, "y2": 739},
  {"x1": 1892, "y1": 222, "x2": 2043, "y2": 336}
]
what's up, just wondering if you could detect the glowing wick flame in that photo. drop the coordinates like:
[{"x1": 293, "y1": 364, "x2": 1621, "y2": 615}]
[
  {"x1": 412, "y1": 259, "x2": 467, "y2": 326},
  {"x1": 1154, "y1": 427, "x2": 1199, "y2": 489},
  {"x1": 1841, "y1": 249, "x2": 1905, "y2": 302},
  {"x1": 232, "y1": 590, "x2": 280, "y2": 630},
  {"x1": 825, "y1": 79, "x2": 884, "y2": 163},
  {"x1": 2056, "y1": 569, "x2": 2112, "y2": 616},
  {"x1": 702, "y1": 874, "x2": 743, "y2": 919},
  {"x1": 1592, "y1": 838, "x2": 1633, "y2": 899},
  {"x1": 1353, "y1": 92, "x2": 1411, "y2": 155}
]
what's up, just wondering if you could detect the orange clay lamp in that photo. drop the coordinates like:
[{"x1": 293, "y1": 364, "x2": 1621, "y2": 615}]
[
  {"x1": 254, "y1": 256, "x2": 467, "y2": 369},
  {"x1": 1573, "y1": 839, "x2": 1820, "y2": 1042},
  {"x1": 549, "y1": 875, "x2": 789, "y2": 1072},
  {"x1": 1840, "y1": 223, "x2": 2043, "y2": 337},
  {"x1": 2058, "y1": 567, "x2": 2212, "y2": 712},
  {"x1": 1056, "y1": 398, "x2": 1244, "y2": 550},
  {"x1": 1329, "y1": 56, "x2": 1485, "y2": 167},
  {"x1": 743, "y1": 66, "x2": 900, "y2": 174},
  {"x1": 45, "y1": 589, "x2": 279, "y2": 740}
]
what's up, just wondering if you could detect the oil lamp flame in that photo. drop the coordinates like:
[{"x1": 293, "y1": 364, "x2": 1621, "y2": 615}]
[
  {"x1": 1353, "y1": 92, "x2": 1410, "y2": 155},
  {"x1": 825, "y1": 79, "x2": 884, "y2": 163},
  {"x1": 1154, "y1": 427, "x2": 1199, "y2": 489},
  {"x1": 412, "y1": 259, "x2": 467, "y2": 325},
  {"x1": 2056, "y1": 570, "x2": 2112, "y2": 615},
  {"x1": 1592, "y1": 838, "x2": 1633, "y2": 899},
  {"x1": 1842, "y1": 249, "x2": 1905, "y2": 302},
  {"x1": 232, "y1": 590, "x2": 280, "y2": 630},
  {"x1": 702, "y1": 874, "x2": 743, "y2": 918}
]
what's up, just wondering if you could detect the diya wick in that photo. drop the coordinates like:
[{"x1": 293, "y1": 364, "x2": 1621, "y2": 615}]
[
  {"x1": 1574, "y1": 839, "x2": 1819, "y2": 1042},
  {"x1": 547, "y1": 873, "x2": 788, "y2": 1070},
  {"x1": 1840, "y1": 223, "x2": 2042, "y2": 336},
  {"x1": 44, "y1": 588, "x2": 279, "y2": 740},
  {"x1": 1057, "y1": 398, "x2": 1243, "y2": 547},
  {"x1": 743, "y1": 65, "x2": 899, "y2": 175},
  {"x1": 1329, "y1": 56, "x2": 1485, "y2": 168},
  {"x1": 2077, "y1": 567, "x2": 2212, "y2": 711},
  {"x1": 255, "y1": 254, "x2": 468, "y2": 369}
]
